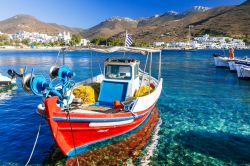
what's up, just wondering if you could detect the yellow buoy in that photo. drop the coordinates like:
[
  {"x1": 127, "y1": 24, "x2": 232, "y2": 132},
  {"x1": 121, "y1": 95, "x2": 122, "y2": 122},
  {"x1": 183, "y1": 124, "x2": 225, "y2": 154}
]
[{"x1": 19, "y1": 68, "x2": 24, "y2": 75}]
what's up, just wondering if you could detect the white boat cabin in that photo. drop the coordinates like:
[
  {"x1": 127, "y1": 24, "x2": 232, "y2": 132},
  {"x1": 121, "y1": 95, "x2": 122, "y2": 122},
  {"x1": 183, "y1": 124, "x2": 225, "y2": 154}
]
[{"x1": 97, "y1": 58, "x2": 140, "y2": 106}]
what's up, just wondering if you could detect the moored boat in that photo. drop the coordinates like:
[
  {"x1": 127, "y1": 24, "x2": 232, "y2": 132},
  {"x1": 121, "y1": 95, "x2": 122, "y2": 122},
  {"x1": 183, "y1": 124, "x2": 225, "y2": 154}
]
[
  {"x1": 228, "y1": 57, "x2": 250, "y2": 72},
  {"x1": 228, "y1": 61, "x2": 236, "y2": 71},
  {"x1": 213, "y1": 48, "x2": 236, "y2": 68},
  {"x1": 239, "y1": 66, "x2": 250, "y2": 78},
  {"x1": 20, "y1": 46, "x2": 163, "y2": 157},
  {"x1": 0, "y1": 70, "x2": 19, "y2": 87},
  {"x1": 235, "y1": 62, "x2": 250, "y2": 78}
]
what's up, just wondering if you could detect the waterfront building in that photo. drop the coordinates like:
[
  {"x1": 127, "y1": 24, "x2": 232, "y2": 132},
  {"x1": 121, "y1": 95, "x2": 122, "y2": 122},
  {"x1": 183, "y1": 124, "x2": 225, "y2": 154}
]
[
  {"x1": 153, "y1": 42, "x2": 165, "y2": 47},
  {"x1": 57, "y1": 32, "x2": 71, "y2": 44},
  {"x1": 80, "y1": 39, "x2": 90, "y2": 46},
  {"x1": 11, "y1": 31, "x2": 72, "y2": 44}
]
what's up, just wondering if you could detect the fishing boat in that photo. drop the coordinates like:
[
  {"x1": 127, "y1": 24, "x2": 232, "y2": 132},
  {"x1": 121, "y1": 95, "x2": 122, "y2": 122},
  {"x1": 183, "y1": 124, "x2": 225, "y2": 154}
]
[
  {"x1": 228, "y1": 57, "x2": 249, "y2": 72},
  {"x1": 0, "y1": 70, "x2": 18, "y2": 86},
  {"x1": 213, "y1": 48, "x2": 236, "y2": 68},
  {"x1": 20, "y1": 46, "x2": 163, "y2": 157},
  {"x1": 235, "y1": 62, "x2": 250, "y2": 78}
]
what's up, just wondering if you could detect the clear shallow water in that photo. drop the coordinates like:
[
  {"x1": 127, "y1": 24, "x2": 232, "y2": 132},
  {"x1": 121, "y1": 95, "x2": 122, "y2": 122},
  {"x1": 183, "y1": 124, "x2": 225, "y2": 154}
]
[{"x1": 0, "y1": 50, "x2": 249, "y2": 165}]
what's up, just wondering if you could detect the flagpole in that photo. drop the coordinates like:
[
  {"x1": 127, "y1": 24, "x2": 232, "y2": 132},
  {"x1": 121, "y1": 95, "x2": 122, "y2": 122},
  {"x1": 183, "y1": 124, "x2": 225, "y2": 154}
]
[
  {"x1": 124, "y1": 30, "x2": 127, "y2": 47},
  {"x1": 124, "y1": 30, "x2": 127, "y2": 57}
]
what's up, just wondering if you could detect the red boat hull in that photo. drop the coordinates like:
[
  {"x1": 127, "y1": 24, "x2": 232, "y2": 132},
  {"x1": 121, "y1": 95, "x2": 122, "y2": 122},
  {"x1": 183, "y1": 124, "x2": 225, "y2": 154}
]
[{"x1": 44, "y1": 97, "x2": 155, "y2": 157}]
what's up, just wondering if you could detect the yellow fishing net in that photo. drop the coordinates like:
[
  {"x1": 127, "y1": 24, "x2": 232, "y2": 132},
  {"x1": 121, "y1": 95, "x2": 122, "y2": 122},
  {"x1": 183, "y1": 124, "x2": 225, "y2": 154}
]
[
  {"x1": 73, "y1": 83, "x2": 100, "y2": 104},
  {"x1": 134, "y1": 85, "x2": 153, "y2": 98}
]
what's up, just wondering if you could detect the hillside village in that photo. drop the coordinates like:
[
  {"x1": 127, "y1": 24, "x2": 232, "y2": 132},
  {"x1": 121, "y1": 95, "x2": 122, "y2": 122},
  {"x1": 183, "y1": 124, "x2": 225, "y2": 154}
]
[
  {"x1": 154, "y1": 34, "x2": 247, "y2": 49},
  {"x1": 0, "y1": 31, "x2": 90, "y2": 48}
]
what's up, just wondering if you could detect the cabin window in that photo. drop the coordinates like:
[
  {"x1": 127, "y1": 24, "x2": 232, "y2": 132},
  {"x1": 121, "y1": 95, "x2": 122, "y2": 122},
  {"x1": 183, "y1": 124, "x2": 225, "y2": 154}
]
[{"x1": 105, "y1": 65, "x2": 131, "y2": 80}]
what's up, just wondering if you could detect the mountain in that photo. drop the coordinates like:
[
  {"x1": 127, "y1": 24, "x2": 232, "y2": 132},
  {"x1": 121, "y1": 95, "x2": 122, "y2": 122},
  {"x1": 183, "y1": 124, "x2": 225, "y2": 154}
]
[
  {"x1": 0, "y1": 14, "x2": 82, "y2": 34},
  {"x1": 81, "y1": 16, "x2": 138, "y2": 39},
  {"x1": 82, "y1": 5, "x2": 213, "y2": 40},
  {"x1": 0, "y1": 1, "x2": 249, "y2": 42},
  {"x1": 137, "y1": 11, "x2": 183, "y2": 27},
  {"x1": 188, "y1": 3, "x2": 250, "y2": 37},
  {"x1": 242, "y1": 0, "x2": 250, "y2": 5},
  {"x1": 185, "y1": 6, "x2": 211, "y2": 14},
  {"x1": 132, "y1": 1, "x2": 250, "y2": 42}
]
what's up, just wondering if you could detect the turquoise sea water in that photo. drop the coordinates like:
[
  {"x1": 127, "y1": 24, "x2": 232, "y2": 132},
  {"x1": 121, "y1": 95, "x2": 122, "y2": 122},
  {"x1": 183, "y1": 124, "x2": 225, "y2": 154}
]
[{"x1": 0, "y1": 49, "x2": 249, "y2": 165}]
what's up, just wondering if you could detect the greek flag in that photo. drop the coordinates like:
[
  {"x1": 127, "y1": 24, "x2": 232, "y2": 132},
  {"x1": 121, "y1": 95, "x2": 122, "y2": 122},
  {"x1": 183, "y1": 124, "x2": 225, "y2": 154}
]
[{"x1": 125, "y1": 31, "x2": 133, "y2": 47}]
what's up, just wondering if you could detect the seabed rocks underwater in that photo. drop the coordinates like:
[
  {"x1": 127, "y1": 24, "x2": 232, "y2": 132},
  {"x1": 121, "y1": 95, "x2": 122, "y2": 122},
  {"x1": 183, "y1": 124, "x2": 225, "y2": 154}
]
[{"x1": 44, "y1": 107, "x2": 160, "y2": 166}]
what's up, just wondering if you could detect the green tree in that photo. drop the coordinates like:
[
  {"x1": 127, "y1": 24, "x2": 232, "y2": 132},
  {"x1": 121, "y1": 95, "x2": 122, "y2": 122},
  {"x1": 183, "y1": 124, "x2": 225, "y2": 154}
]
[
  {"x1": 107, "y1": 37, "x2": 124, "y2": 46},
  {"x1": 59, "y1": 39, "x2": 66, "y2": 46},
  {"x1": 3, "y1": 40, "x2": 10, "y2": 45},
  {"x1": 243, "y1": 34, "x2": 250, "y2": 45},
  {"x1": 21, "y1": 38, "x2": 31, "y2": 46},
  {"x1": 0, "y1": 34, "x2": 9, "y2": 42},
  {"x1": 0, "y1": 34, "x2": 11, "y2": 46},
  {"x1": 225, "y1": 38, "x2": 231, "y2": 43},
  {"x1": 14, "y1": 39, "x2": 21, "y2": 44},
  {"x1": 90, "y1": 36, "x2": 106, "y2": 46},
  {"x1": 134, "y1": 41, "x2": 149, "y2": 47},
  {"x1": 70, "y1": 34, "x2": 81, "y2": 46}
]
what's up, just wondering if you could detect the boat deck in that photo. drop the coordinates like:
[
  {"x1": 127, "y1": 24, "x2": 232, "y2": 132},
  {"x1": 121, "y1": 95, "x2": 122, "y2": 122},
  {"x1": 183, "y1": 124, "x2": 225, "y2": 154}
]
[{"x1": 71, "y1": 104, "x2": 118, "y2": 114}]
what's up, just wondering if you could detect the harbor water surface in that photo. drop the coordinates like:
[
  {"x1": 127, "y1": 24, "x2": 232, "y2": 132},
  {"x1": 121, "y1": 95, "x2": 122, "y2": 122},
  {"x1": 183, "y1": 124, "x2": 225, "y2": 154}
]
[{"x1": 0, "y1": 49, "x2": 250, "y2": 165}]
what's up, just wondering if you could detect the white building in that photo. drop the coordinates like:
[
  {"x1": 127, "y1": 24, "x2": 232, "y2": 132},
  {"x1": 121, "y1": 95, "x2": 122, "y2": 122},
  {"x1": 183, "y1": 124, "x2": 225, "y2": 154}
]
[
  {"x1": 11, "y1": 31, "x2": 72, "y2": 44},
  {"x1": 57, "y1": 32, "x2": 71, "y2": 44},
  {"x1": 80, "y1": 39, "x2": 90, "y2": 46},
  {"x1": 153, "y1": 42, "x2": 165, "y2": 47},
  {"x1": 193, "y1": 34, "x2": 246, "y2": 49}
]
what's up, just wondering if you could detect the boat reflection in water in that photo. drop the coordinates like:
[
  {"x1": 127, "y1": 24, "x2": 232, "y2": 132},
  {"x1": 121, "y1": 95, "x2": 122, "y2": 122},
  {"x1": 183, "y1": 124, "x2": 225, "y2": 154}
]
[
  {"x1": 0, "y1": 85, "x2": 17, "y2": 100},
  {"x1": 44, "y1": 107, "x2": 160, "y2": 166}
]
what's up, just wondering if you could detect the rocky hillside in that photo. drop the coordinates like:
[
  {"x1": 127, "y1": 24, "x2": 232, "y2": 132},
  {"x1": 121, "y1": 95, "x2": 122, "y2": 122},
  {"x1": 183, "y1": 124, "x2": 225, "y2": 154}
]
[
  {"x1": 81, "y1": 17, "x2": 138, "y2": 39},
  {"x1": 83, "y1": 2, "x2": 250, "y2": 42},
  {"x1": 132, "y1": 1, "x2": 250, "y2": 42},
  {"x1": 0, "y1": 1, "x2": 249, "y2": 42},
  {"x1": 0, "y1": 14, "x2": 82, "y2": 34},
  {"x1": 132, "y1": 6, "x2": 235, "y2": 42}
]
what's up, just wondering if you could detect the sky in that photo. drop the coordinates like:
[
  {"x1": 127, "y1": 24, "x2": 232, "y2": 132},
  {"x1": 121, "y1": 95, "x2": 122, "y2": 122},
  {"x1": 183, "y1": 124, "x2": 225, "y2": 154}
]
[{"x1": 0, "y1": 0, "x2": 246, "y2": 29}]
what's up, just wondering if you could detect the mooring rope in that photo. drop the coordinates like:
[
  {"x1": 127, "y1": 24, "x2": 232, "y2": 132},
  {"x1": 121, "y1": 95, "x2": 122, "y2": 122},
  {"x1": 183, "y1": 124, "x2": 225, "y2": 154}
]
[
  {"x1": 25, "y1": 115, "x2": 42, "y2": 166},
  {"x1": 66, "y1": 111, "x2": 80, "y2": 166}
]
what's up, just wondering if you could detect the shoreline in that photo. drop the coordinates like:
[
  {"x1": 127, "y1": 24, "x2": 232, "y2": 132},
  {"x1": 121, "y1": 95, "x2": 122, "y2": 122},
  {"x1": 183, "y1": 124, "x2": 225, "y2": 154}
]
[
  {"x1": 0, "y1": 47, "x2": 249, "y2": 51},
  {"x1": 0, "y1": 47, "x2": 90, "y2": 51}
]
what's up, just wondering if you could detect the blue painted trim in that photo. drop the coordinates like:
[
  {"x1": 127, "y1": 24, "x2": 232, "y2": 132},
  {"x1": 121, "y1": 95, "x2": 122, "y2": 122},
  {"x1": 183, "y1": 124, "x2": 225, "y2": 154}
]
[
  {"x1": 66, "y1": 106, "x2": 154, "y2": 157},
  {"x1": 53, "y1": 110, "x2": 150, "y2": 122},
  {"x1": 235, "y1": 62, "x2": 250, "y2": 66}
]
